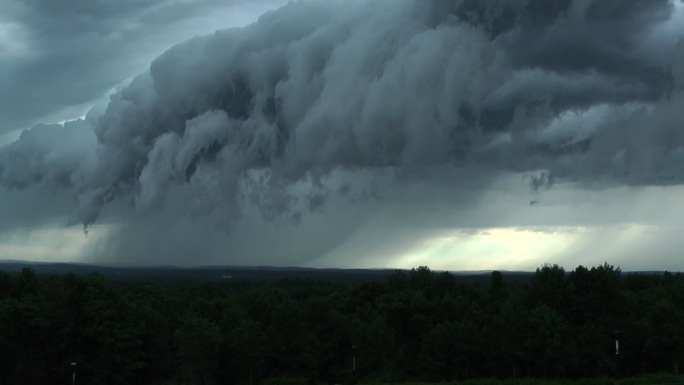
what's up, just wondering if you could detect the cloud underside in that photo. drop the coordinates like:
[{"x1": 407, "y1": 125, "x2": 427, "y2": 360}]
[{"x1": 1, "y1": 0, "x2": 684, "y2": 265}]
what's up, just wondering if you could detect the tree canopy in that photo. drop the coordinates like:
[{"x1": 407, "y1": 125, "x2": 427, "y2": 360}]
[{"x1": 0, "y1": 264, "x2": 682, "y2": 385}]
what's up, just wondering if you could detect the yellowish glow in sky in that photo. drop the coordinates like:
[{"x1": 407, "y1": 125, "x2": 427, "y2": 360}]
[
  {"x1": 0, "y1": 221, "x2": 673, "y2": 270},
  {"x1": 380, "y1": 227, "x2": 582, "y2": 271},
  {"x1": 0, "y1": 226, "x2": 108, "y2": 263},
  {"x1": 380, "y1": 223, "x2": 667, "y2": 272}
]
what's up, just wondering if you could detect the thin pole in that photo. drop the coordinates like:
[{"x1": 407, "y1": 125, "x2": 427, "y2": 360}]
[
  {"x1": 71, "y1": 362, "x2": 77, "y2": 385},
  {"x1": 352, "y1": 345, "x2": 357, "y2": 372},
  {"x1": 614, "y1": 331, "x2": 620, "y2": 385}
]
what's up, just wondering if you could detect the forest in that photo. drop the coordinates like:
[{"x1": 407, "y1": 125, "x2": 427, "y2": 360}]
[{"x1": 0, "y1": 263, "x2": 683, "y2": 385}]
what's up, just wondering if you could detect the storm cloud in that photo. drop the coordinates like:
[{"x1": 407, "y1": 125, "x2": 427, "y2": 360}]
[
  {"x1": 0, "y1": 0, "x2": 289, "y2": 134},
  {"x1": 1, "y1": 0, "x2": 684, "y2": 265}
]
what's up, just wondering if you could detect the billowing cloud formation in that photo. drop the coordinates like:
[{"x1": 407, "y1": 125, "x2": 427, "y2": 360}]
[{"x1": 1, "y1": 0, "x2": 684, "y2": 264}]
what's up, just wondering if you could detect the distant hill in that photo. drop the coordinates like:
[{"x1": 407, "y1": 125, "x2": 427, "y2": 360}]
[{"x1": 0, "y1": 260, "x2": 536, "y2": 285}]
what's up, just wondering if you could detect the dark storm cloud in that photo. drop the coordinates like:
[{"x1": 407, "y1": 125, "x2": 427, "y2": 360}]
[
  {"x1": 464, "y1": 0, "x2": 677, "y2": 126},
  {"x1": 0, "y1": 0, "x2": 683, "y2": 264},
  {"x1": 0, "y1": 0, "x2": 287, "y2": 133}
]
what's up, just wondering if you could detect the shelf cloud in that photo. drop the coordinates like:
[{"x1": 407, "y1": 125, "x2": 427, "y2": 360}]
[{"x1": 1, "y1": 0, "x2": 683, "y2": 265}]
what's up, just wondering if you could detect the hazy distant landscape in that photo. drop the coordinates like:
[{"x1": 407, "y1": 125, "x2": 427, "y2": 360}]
[{"x1": 0, "y1": 260, "x2": 531, "y2": 284}]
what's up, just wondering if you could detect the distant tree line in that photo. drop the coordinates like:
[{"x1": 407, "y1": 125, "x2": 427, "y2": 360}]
[{"x1": 0, "y1": 263, "x2": 683, "y2": 385}]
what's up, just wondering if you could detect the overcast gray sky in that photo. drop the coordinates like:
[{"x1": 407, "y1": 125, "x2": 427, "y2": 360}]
[
  {"x1": 1, "y1": 0, "x2": 684, "y2": 271},
  {"x1": 0, "y1": 0, "x2": 289, "y2": 139}
]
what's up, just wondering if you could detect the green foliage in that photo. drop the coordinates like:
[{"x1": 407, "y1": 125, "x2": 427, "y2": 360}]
[
  {"x1": 174, "y1": 311, "x2": 221, "y2": 384},
  {"x1": 1, "y1": 265, "x2": 684, "y2": 384},
  {"x1": 262, "y1": 375, "x2": 309, "y2": 385}
]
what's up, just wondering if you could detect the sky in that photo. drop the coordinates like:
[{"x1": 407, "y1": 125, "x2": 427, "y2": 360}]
[{"x1": 1, "y1": 0, "x2": 684, "y2": 271}]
